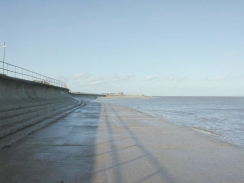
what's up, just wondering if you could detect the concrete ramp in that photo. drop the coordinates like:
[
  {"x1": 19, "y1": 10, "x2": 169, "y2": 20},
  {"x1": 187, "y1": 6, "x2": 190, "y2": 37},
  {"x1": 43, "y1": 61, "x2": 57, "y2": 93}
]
[
  {"x1": 0, "y1": 74, "x2": 81, "y2": 149},
  {"x1": 1, "y1": 102, "x2": 244, "y2": 182}
]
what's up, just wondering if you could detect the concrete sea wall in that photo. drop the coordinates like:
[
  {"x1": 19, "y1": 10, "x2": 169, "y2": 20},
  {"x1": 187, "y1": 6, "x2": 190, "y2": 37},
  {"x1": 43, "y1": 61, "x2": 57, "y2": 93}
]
[
  {"x1": 0, "y1": 74, "x2": 72, "y2": 110},
  {"x1": 0, "y1": 74, "x2": 81, "y2": 149}
]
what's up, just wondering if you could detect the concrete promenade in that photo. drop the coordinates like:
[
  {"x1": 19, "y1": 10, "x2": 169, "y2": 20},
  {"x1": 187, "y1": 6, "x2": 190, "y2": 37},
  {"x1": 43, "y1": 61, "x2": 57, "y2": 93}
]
[{"x1": 1, "y1": 102, "x2": 244, "y2": 183}]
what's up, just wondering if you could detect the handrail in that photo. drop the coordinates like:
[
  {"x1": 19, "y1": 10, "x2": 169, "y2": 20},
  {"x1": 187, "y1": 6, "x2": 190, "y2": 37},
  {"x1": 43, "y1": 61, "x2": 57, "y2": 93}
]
[{"x1": 0, "y1": 61, "x2": 67, "y2": 88}]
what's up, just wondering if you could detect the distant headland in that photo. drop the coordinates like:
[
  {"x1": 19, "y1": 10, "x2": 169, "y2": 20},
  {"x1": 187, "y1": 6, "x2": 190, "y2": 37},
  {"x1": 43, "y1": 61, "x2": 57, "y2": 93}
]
[
  {"x1": 97, "y1": 92, "x2": 151, "y2": 100},
  {"x1": 69, "y1": 91, "x2": 152, "y2": 100}
]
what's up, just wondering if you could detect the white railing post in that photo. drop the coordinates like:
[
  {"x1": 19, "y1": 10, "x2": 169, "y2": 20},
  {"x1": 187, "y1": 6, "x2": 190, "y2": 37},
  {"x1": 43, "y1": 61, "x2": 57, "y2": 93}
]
[{"x1": 2, "y1": 42, "x2": 6, "y2": 74}]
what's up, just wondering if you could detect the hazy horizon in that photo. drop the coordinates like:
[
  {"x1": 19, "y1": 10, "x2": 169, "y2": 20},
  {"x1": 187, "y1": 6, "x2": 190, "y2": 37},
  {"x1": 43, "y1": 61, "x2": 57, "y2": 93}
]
[{"x1": 1, "y1": 1, "x2": 244, "y2": 96}]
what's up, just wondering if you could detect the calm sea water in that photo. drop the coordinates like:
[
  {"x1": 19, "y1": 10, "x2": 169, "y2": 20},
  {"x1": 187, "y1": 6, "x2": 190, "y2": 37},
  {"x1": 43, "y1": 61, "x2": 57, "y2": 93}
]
[{"x1": 98, "y1": 97, "x2": 244, "y2": 148}]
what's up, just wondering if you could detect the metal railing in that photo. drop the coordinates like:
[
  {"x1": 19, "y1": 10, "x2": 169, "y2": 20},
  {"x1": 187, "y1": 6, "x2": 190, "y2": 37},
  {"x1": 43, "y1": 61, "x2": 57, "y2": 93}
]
[{"x1": 0, "y1": 61, "x2": 67, "y2": 88}]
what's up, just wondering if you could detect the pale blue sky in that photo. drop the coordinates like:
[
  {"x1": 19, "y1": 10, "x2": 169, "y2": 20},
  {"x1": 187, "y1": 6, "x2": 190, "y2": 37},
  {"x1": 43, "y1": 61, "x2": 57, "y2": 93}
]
[{"x1": 1, "y1": 0, "x2": 244, "y2": 96}]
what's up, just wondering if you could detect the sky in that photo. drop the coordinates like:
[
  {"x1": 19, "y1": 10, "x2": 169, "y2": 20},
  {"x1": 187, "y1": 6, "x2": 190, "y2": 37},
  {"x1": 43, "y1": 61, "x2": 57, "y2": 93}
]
[{"x1": 1, "y1": 0, "x2": 244, "y2": 96}]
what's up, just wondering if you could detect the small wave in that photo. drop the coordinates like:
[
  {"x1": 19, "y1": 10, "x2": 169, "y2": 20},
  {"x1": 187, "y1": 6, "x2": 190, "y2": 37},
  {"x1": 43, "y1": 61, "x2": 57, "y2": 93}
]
[{"x1": 191, "y1": 127, "x2": 220, "y2": 137}]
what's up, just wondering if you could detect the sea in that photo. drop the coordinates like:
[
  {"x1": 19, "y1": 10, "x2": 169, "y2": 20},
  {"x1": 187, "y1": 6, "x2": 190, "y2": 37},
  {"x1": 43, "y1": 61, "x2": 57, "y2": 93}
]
[{"x1": 98, "y1": 97, "x2": 244, "y2": 148}]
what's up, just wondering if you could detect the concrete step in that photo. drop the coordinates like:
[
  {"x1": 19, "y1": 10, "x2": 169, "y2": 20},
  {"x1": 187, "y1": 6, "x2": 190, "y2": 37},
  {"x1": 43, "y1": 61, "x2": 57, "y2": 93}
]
[
  {"x1": 0, "y1": 104, "x2": 82, "y2": 149},
  {"x1": 0, "y1": 100, "x2": 74, "y2": 121},
  {"x1": 0, "y1": 99, "x2": 74, "y2": 112},
  {"x1": 0, "y1": 101, "x2": 74, "y2": 126},
  {"x1": 0, "y1": 103, "x2": 81, "y2": 139}
]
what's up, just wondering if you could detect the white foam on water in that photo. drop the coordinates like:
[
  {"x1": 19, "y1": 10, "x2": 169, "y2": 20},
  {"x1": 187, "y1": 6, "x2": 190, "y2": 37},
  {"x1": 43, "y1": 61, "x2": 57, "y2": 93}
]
[{"x1": 190, "y1": 127, "x2": 221, "y2": 137}]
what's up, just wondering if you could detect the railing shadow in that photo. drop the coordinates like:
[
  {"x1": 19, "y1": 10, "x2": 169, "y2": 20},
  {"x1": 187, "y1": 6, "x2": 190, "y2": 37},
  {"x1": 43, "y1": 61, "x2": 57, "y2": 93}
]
[
  {"x1": 0, "y1": 101, "x2": 178, "y2": 182},
  {"x1": 90, "y1": 103, "x2": 178, "y2": 183}
]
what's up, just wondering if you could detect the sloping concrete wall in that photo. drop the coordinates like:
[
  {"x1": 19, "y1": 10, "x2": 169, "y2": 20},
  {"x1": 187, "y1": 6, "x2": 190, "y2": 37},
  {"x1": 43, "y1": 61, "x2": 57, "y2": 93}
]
[
  {"x1": 0, "y1": 74, "x2": 70, "y2": 103},
  {"x1": 0, "y1": 74, "x2": 81, "y2": 149},
  {"x1": 0, "y1": 74, "x2": 73, "y2": 112}
]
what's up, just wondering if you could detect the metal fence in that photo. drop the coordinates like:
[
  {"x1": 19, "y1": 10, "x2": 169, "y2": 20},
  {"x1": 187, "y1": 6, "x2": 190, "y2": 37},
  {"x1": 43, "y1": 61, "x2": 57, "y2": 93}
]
[{"x1": 0, "y1": 61, "x2": 67, "y2": 88}]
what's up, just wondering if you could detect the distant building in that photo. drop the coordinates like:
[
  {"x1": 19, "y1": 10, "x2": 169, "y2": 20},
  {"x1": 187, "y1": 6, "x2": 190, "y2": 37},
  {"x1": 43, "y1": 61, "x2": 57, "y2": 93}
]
[{"x1": 108, "y1": 92, "x2": 124, "y2": 96}]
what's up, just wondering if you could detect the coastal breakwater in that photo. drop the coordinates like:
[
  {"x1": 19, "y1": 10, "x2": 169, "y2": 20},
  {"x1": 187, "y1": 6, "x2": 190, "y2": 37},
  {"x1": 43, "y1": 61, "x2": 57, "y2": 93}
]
[{"x1": 0, "y1": 74, "x2": 81, "y2": 149}]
